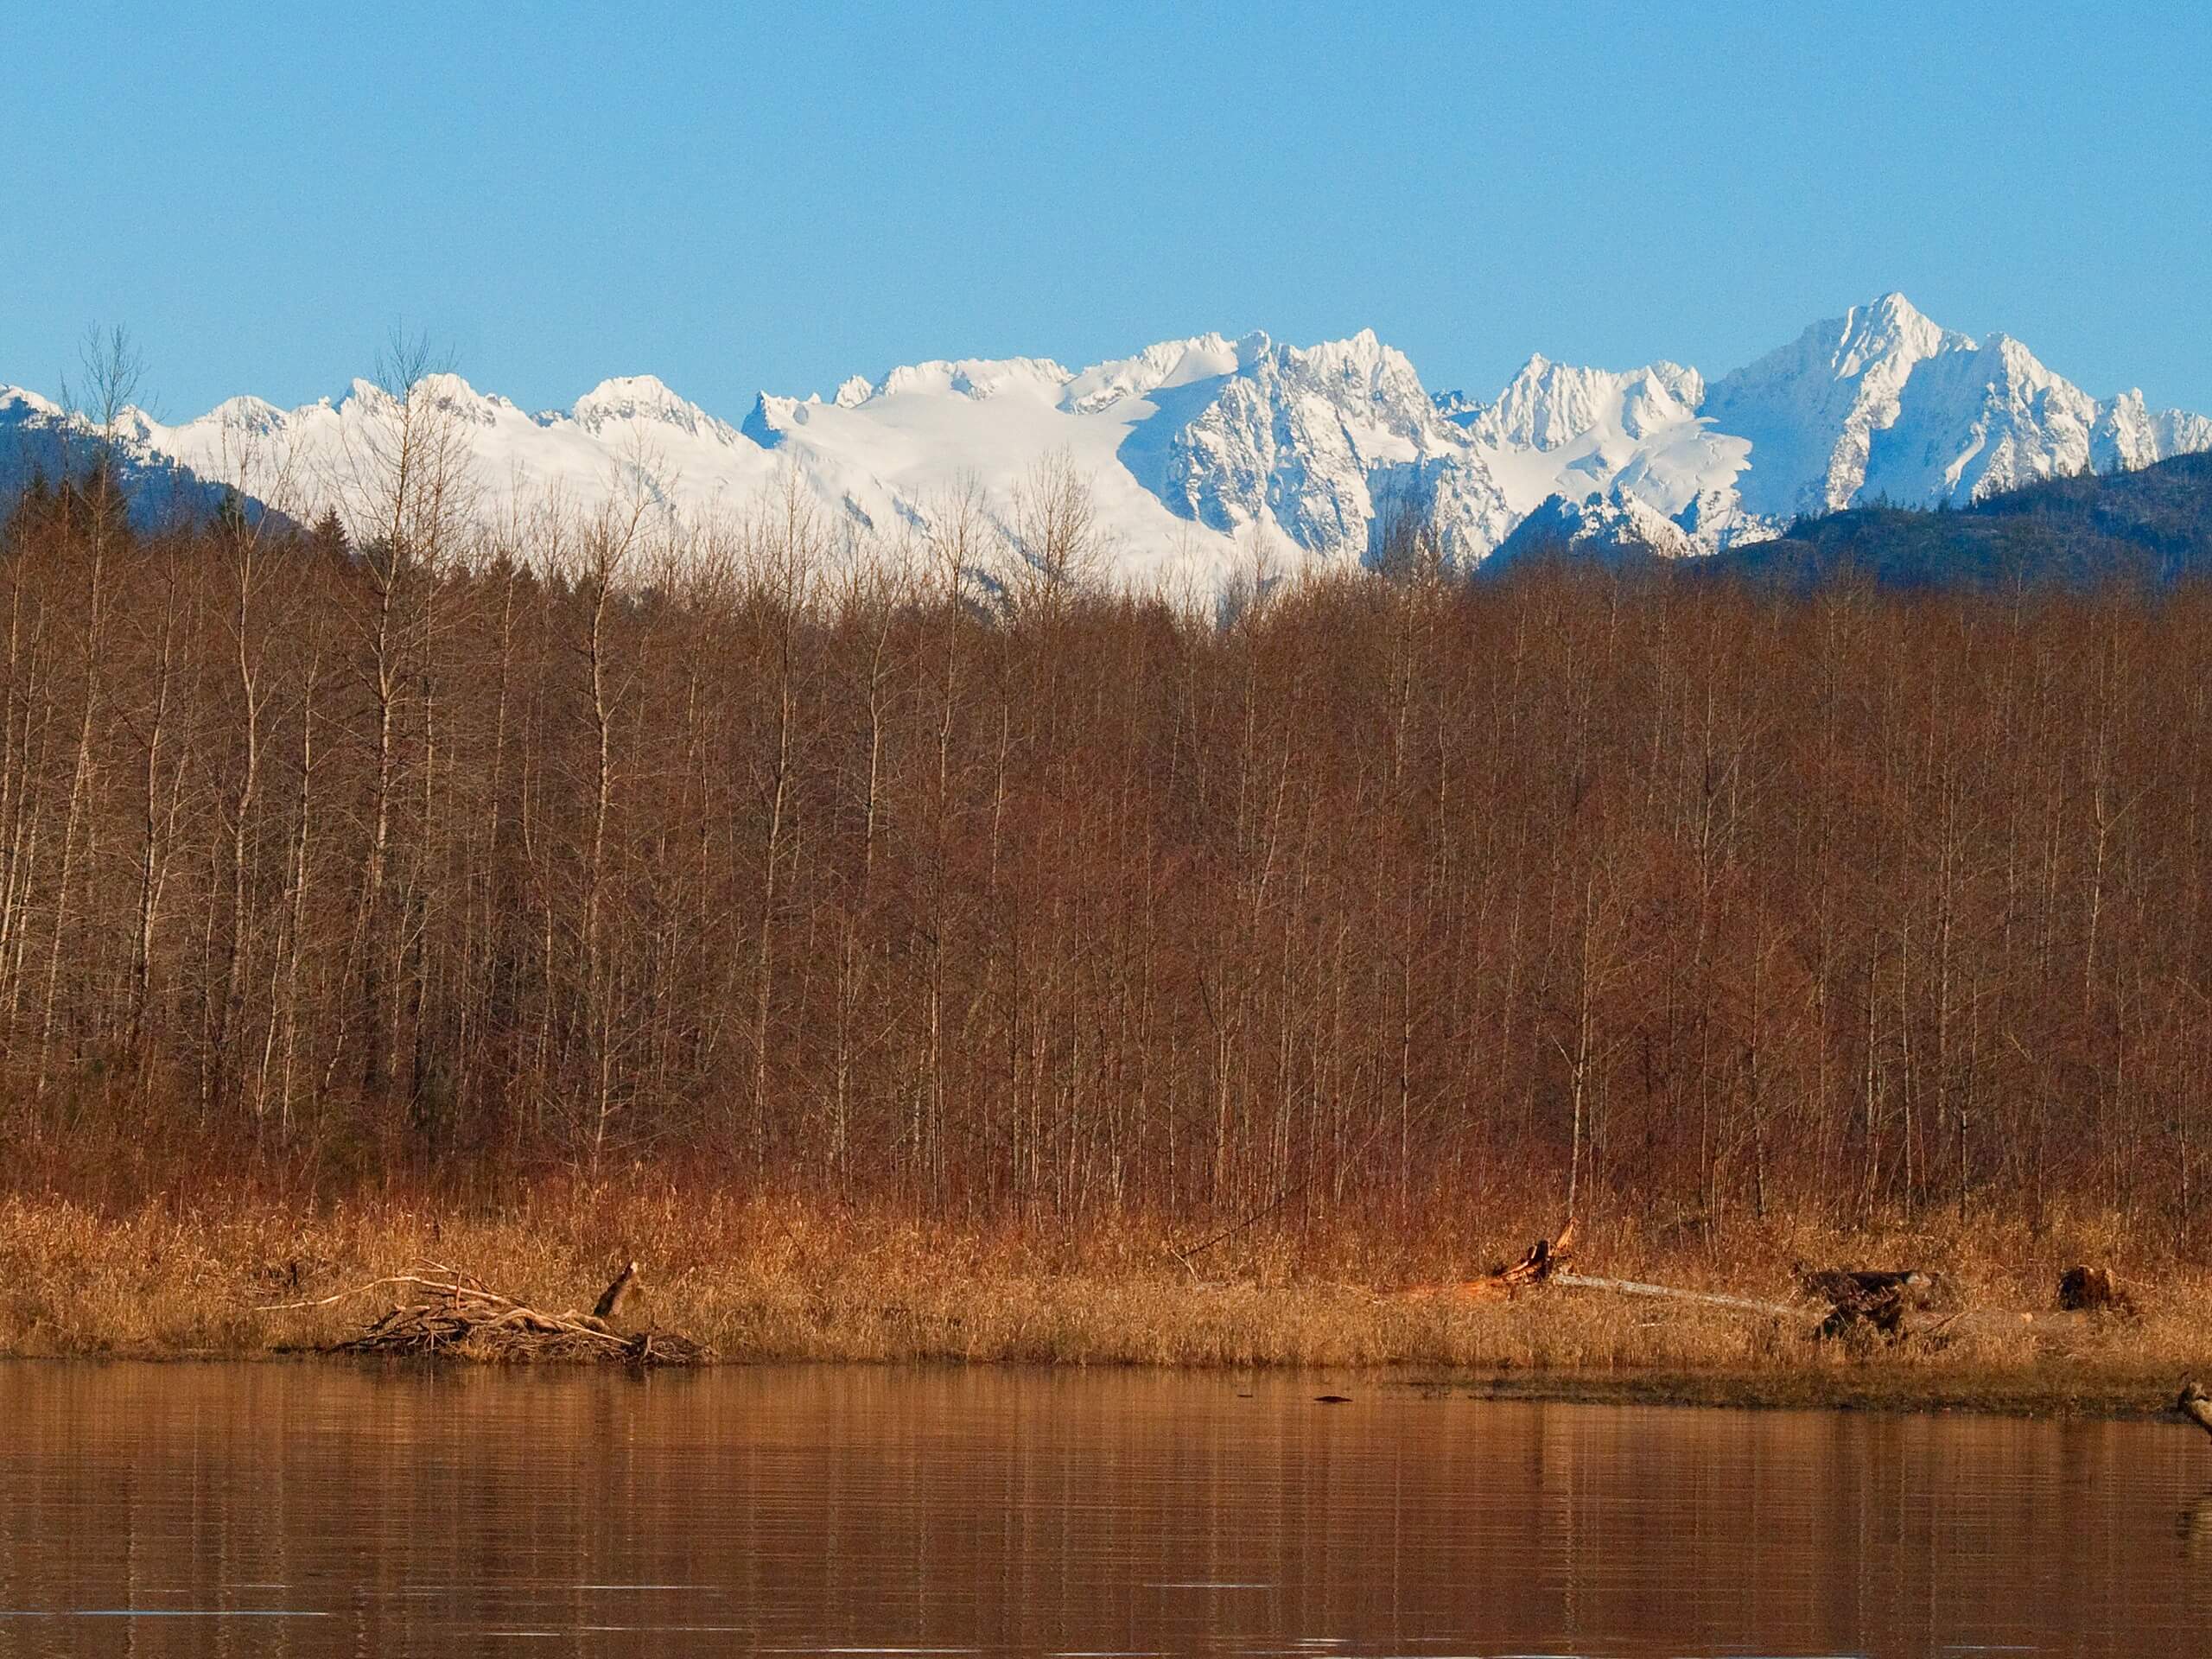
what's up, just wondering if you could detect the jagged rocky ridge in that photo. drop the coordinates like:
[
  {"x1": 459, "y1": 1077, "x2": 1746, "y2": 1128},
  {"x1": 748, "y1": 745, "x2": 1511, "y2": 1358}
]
[{"x1": 3, "y1": 294, "x2": 2207, "y2": 587}]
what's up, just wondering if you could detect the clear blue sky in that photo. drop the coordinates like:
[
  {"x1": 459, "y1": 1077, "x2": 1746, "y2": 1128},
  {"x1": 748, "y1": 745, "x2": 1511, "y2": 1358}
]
[{"x1": 4, "y1": 3, "x2": 2206, "y2": 421}]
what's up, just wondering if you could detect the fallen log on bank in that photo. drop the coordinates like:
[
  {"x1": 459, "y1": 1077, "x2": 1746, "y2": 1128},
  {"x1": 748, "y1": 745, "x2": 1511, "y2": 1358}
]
[
  {"x1": 258, "y1": 1262, "x2": 710, "y2": 1366},
  {"x1": 1508, "y1": 1243, "x2": 2141, "y2": 1348},
  {"x1": 1402, "y1": 1229, "x2": 2153, "y2": 1356},
  {"x1": 1550, "y1": 1272, "x2": 1801, "y2": 1319},
  {"x1": 1402, "y1": 1225, "x2": 1797, "y2": 1320},
  {"x1": 1402, "y1": 1229, "x2": 1955, "y2": 1338}
]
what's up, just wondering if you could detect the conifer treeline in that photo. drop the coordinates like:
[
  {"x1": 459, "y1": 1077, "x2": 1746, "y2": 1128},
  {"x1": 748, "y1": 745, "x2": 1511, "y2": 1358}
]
[{"x1": 5, "y1": 464, "x2": 2211, "y2": 1240}]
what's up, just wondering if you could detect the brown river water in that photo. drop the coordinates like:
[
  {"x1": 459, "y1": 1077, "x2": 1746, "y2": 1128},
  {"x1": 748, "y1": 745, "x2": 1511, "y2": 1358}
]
[{"x1": 0, "y1": 1363, "x2": 2204, "y2": 1656}]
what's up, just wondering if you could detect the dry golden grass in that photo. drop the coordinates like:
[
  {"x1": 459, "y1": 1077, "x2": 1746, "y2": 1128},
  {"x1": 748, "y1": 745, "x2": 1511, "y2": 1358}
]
[{"x1": 0, "y1": 1168, "x2": 2207, "y2": 1414}]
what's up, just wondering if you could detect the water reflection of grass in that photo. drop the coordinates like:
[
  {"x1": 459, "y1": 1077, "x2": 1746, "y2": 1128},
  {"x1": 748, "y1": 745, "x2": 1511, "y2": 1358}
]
[
  {"x1": 2179, "y1": 1490, "x2": 2212, "y2": 1557},
  {"x1": 0, "y1": 1176, "x2": 2203, "y2": 1416}
]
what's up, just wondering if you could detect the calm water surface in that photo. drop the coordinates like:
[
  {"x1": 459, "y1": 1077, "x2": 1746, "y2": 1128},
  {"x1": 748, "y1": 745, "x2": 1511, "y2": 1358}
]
[{"x1": 0, "y1": 1363, "x2": 2203, "y2": 1656}]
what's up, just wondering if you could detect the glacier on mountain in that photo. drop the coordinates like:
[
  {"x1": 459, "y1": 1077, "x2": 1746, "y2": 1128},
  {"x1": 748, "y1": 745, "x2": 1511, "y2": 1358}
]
[{"x1": 2, "y1": 293, "x2": 2207, "y2": 586}]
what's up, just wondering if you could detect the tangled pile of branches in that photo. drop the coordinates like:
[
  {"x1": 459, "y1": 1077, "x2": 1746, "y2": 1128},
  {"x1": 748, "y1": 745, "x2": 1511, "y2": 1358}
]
[{"x1": 264, "y1": 1261, "x2": 710, "y2": 1366}]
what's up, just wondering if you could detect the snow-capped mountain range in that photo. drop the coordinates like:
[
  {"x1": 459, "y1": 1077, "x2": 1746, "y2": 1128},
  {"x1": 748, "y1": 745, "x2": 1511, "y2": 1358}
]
[{"x1": 3, "y1": 294, "x2": 2207, "y2": 585}]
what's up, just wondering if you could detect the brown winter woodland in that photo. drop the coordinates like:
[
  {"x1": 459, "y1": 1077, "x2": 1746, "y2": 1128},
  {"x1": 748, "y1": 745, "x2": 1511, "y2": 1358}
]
[{"x1": 3, "y1": 457, "x2": 2212, "y2": 1262}]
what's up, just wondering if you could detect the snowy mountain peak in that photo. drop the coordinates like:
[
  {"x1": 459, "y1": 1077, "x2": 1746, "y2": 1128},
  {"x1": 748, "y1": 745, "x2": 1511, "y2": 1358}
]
[
  {"x1": 1057, "y1": 333, "x2": 1246, "y2": 416},
  {"x1": 1840, "y1": 292, "x2": 1969, "y2": 365},
  {"x1": 574, "y1": 373, "x2": 677, "y2": 417},
  {"x1": 414, "y1": 372, "x2": 510, "y2": 423},
  {"x1": 741, "y1": 391, "x2": 794, "y2": 447},
  {"x1": 204, "y1": 393, "x2": 284, "y2": 429},
  {"x1": 1118, "y1": 327, "x2": 1497, "y2": 558},
  {"x1": 1647, "y1": 361, "x2": 1705, "y2": 409},
  {"x1": 2093, "y1": 391, "x2": 2212, "y2": 475},
  {"x1": 334, "y1": 372, "x2": 508, "y2": 426},
  {"x1": 1704, "y1": 295, "x2": 1976, "y2": 518},
  {"x1": 1, "y1": 386, "x2": 65, "y2": 422},
  {"x1": 1271, "y1": 327, "x2": 1417, "y2": 394},
  {"x1": 1982, "y1": 332, "x2": 2062, "y2": 386},
  {"x1": 1459, "y1": 356, "x2": 1705, "y2": 453},
  {"x1": 1301, "y1": 325, "x2": 1384, "y2": 364},
  {"x1": 870, "y1": 355, "x2": 1073, "y2": 404},
  {"x1": 569, "y1": 375, "x2": 737, "y2": 443}
]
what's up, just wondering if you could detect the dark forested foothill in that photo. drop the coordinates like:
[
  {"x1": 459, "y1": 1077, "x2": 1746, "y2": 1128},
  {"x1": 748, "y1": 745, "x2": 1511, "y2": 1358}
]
[
  {"x1": 1707, "y1": 452, "x2": 2212, "y2": 588},
  {"x1": 5, "y1": 454, "x2": 2212, "y2": 1255}
]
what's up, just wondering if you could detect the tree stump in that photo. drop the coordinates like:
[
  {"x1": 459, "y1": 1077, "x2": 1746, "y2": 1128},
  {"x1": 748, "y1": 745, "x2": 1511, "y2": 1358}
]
[
  {"x1": 1796, "y1": 1267, "x2": 1951, "y2": 1340},
  {"x1": 593, "y1": 1260, "x2": 639, "y2": 1323},
  {"x1": 2057, "y1": 1265, "x2": 2133, "y2": 1315}
]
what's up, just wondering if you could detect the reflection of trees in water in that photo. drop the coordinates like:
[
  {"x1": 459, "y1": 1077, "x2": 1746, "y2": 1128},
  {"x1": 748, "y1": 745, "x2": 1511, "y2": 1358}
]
[{"x1": 2176, "y1": 1489, "x2": 2212, "y2": 1560}]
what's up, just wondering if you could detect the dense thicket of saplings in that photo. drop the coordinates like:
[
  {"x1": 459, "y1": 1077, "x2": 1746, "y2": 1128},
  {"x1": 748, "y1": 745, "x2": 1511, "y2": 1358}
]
[{"x1": 4, "y1": 463, "x2": 2211, "y2": 1247}]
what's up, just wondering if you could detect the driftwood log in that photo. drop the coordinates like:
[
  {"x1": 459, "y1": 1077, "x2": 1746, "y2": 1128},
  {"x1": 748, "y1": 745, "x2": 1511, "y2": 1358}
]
[
  {"x1": 1407, "y1": 1228, "x2": 1859, "y2": 1327},
  {"x1": 1404, "y1": 1226, "x2": 1804, "y2": 1322},
  {"x1": 1550, "y1": 1273, "x2": 1799, "y2": 1319}
]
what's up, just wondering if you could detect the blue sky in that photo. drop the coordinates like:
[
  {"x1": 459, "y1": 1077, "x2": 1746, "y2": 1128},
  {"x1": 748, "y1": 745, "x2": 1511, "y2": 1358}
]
[{"x1": 3, "y1": 3, "x2": 2206, "y2": 420}]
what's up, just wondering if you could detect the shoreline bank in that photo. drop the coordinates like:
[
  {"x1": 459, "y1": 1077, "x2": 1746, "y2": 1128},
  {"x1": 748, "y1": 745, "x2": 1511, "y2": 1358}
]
[
  {"x1": 0, "y1": 1349, "x2": 2191, "y2": 1424},
  {"x1": 1411, "y1": 1363, "x2": 2196, "y2": 1420},
  {"x1": 0, "y1": 1183, "x2": 2202, "y2": 1421}
]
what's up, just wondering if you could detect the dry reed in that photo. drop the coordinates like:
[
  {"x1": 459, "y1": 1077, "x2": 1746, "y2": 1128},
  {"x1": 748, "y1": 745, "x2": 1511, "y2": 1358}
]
[{"x1": 0, "y1": 1167, "x2": 2204, "y2": 1413}]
